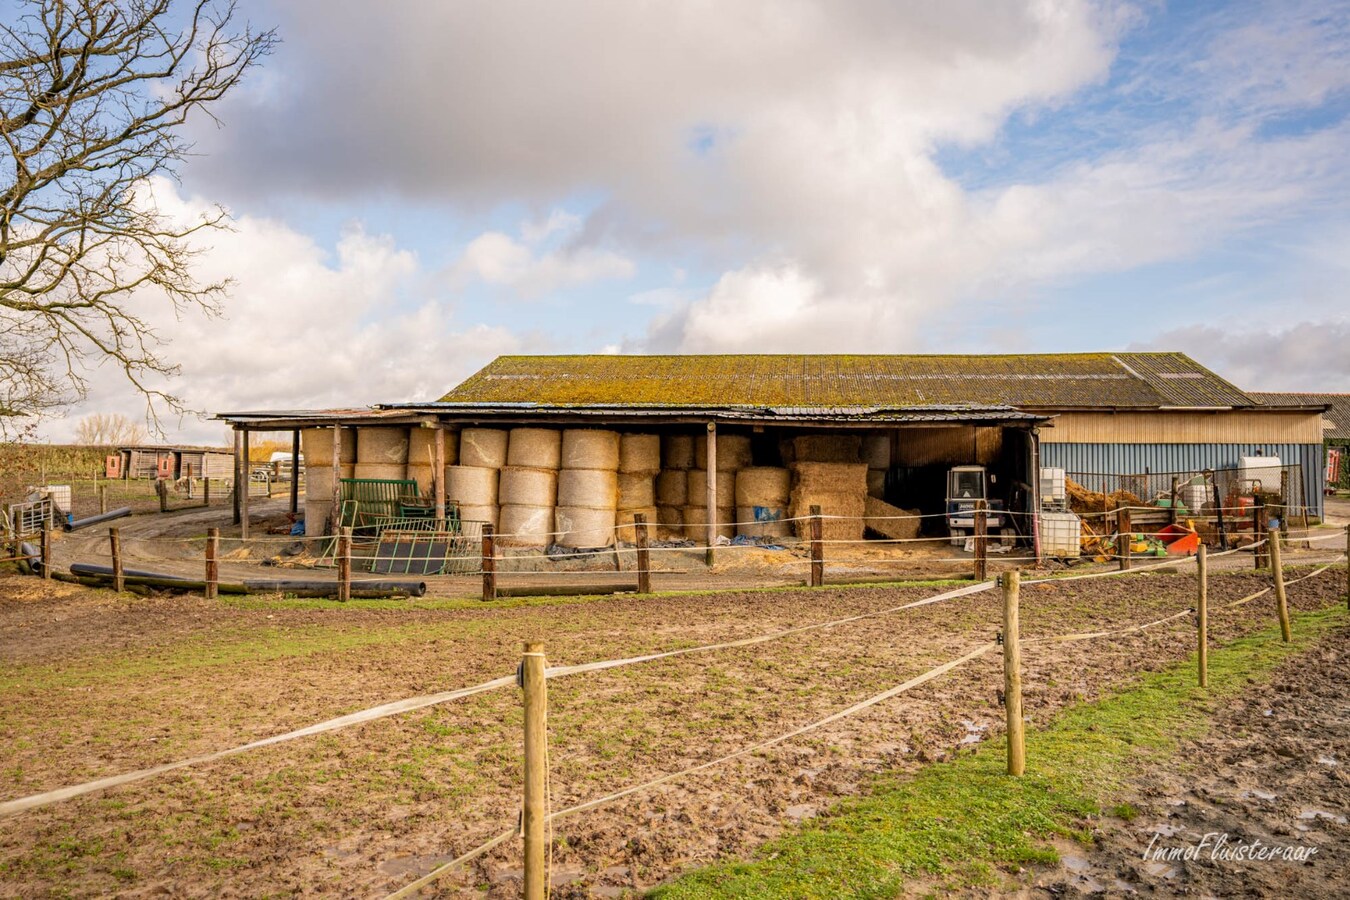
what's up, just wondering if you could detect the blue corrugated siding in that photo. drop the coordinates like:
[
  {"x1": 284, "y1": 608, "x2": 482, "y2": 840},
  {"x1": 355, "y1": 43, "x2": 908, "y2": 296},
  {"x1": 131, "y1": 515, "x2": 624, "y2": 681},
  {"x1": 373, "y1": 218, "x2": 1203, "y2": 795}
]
[{"x1": 1039, "y1": 443, "x2": 1324, "y2": 519}]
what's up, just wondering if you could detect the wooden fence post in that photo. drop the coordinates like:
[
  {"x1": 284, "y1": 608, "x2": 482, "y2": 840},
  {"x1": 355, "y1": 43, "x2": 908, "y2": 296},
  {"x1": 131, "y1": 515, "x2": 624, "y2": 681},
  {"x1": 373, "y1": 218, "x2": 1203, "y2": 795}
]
[
  {"x1": 40, "y1": 526, "x2": 51, "y2": 580},
  {"x1": 98, "y1": 484, "x2": 108, "y2": 515},
  {"x1": 109, "y1": 527, "x2": 124, "y2": 594},
  {"x1": 481, "y1": 524, "x2": 497, "y2": 602},
  {"x1": 634, "y1": 513, "x2": 651, "y2": 594},
  {"x1": 1169, "y1": 476, "x2": 1179, "y2": 524},
  {"x1": 1197, "y1": 543, "x2": 1208, "y2": 687},
  {"x1": 1118, "y1": 507, "x2": 1132, "y2": 571},
  {"x1": 521, "y1": 642, "x2": 548, "y2": 900},
  {"x1": 337, "y1": 527, "x2": 352, "y2": 603},
  {"x1": 205, "y1": 527, "x2": 220, "y2": 600},
  {"x1": 1253, "y1": 496, "x2": 1267, "y2": 569},
  {"x1": 973, "y1": 499, "x2": 987, "y2": 582},
  {"x1": 1270, "y1": 527, "x2": 1291, "y2": 642},
  {"x1": 240, "y1": 429, "x2": 251, "y2": 540},
  {"x1": 1345, "y1": 524, "x2": 1349, "y2": 611},
  {"x1": 156, "y1": 478, "x2": 169, "y2": 513},
  {"x1": 809, "y1": 505, "x2": 824, "y2": 588},
  {"x1": 290, "y1": 429, "x2": 301, "y2": 516},
  {"x1": 203, "y1": 477, "x2": 211, "y2": 508},
  {"x1": 1002, "y1": 570, "x2": 1025, "y2": 776}
]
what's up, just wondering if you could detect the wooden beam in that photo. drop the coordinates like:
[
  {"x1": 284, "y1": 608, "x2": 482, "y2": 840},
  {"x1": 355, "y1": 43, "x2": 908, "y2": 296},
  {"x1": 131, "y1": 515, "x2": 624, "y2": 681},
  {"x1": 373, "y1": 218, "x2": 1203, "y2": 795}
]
[
  {"x1": 289, "y1": 430, "x2": 300, "y2": 515},
  {"x1": 240, "y1": 429, "x2": 251, "y2": 539},
  {"x1": 705, "y1": 422, "x2": 717, "y2": 567}
]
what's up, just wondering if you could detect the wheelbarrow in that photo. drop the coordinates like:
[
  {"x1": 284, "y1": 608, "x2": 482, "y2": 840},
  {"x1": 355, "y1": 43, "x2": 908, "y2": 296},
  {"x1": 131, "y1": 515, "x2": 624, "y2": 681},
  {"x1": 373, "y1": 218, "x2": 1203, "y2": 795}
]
[{"x1": 1157, "y1": 523, "x2": 1200, "y2": 556}]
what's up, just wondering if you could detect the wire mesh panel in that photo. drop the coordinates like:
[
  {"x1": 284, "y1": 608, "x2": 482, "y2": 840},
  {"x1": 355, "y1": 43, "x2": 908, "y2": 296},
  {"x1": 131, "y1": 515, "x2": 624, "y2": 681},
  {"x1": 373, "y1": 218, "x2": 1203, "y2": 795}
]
[{"x1": 1065, "y1": 464, "x2": 1307, "y2": 517}]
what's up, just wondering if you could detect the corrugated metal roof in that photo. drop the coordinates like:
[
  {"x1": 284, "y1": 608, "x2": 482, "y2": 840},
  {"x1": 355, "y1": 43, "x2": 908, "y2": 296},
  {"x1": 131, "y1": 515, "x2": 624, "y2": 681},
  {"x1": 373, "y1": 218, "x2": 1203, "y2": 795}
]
[
  {"x1": 442, "y1": 352, "x2": 1258, "y2": 410},
  {"x1": 392, "y1": 401, "x2": 1045, "y2": 424},
  {"x1": 1252, "y1": 392, "x2": 1350, "y2": 439}
]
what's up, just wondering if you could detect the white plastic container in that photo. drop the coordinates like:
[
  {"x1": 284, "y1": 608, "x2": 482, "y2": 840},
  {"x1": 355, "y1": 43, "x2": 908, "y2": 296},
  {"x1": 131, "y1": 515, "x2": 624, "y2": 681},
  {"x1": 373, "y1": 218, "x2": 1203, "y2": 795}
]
[
  {"x1": 1239, "y1": 456, "x2": 1283, "y2": 494},
  {"x1": 1039, "y1": 467, "x2": 1066, "y2": 507},
  {"x1": 1038, "y1": 511, "x2": 1081, "y2": 558}
]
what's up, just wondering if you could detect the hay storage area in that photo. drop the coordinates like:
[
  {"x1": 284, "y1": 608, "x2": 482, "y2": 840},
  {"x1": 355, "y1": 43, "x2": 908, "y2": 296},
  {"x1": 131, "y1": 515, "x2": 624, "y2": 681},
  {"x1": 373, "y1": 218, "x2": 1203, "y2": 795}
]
[
  {"x1": 792, "y1": 434, "x2": 861, "y2": 464},
  {"x1": 498, "y1": 504, "x2": 554, "y2": 547},
  {"x1": 460, "y1": 428, "x2": 509, "y2": 469},
  {"x1": 789, "y1": 461, "x2": 868, "y2": 542},
  {"x1": 736, "y1": 505, "x2": 792, "y2": 540},
  {"x1": 619, "y1": 434, "x2": 661, "y2": 474},
  {"x1": 694, "y1": 433, "x2": 752, "y2": 470},
  {"x1": 661, "y1": 434, "x2": 695, "y2": 470},
  {"x1": 408, "y1": 427, "x2": 460, "y2": 468},
  {"x1": 618, "y1": 472, "x2": 656, "y2": 510},
  {"x1": 507, "y1": 428, "x2": 562, "y2": 469},
  {"x1": 683, "y1": 505, "x2": 736, "y2": 540},
  {"x1": 554, "y1": 506, "x2": 616, "y2": 548},
  {"x1": 557, "y1": 468, "x2": 619, "y2": 508},
  {"x1": 498, "y1": 466, "x2": 558, "y2": 507},
  {"x1": 445, "y1": 465, "x2": 499, "y2": 506},
  {"x1": 301, "y1": 427, "x2": 357, "y2": 466},
  {"x1": 356, "y1": 427, "x2": 410, "y2": 465},
  {"x1": 352, "y1": 462, "x2": 408, "y2": 482},
  {"x1": 687, "y1": 469, "x2": 736, "y2": 504},
  {"x1": 656, "y1": 505, "x2": 684, "y2": 538},
  {"x1": 405, "y1": 463, "x2": 435, "y2": 495},
  {"x1": 561, "y1": 429, "x2": 621, "y2": 470},
  {"x1": 616, "y1": 507, "x2": 660, "y2": 542},
  {"x1": 655, "y1": 470, "x2": 688, "y2": 507}
]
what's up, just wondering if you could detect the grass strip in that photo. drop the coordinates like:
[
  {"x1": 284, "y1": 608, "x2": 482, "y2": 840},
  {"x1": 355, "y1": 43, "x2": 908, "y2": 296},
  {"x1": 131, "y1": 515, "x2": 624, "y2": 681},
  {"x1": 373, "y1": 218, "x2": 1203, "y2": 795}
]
[{"x1": 653, "y1": 603, "x2": 1349, "y2": 899}]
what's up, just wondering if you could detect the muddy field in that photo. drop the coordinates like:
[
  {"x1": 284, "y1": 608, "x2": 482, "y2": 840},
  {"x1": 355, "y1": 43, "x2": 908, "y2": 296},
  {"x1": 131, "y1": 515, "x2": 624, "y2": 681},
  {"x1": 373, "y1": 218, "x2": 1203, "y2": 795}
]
[{"x1": 0, "y1": 567, "x2": 1345, "y2": 897}]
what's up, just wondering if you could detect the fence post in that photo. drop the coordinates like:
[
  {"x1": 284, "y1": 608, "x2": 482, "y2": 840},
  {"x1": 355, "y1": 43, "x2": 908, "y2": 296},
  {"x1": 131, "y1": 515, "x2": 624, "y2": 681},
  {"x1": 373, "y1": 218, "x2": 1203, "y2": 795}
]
[
  {"x1": 1002, "y1": 570, "x2": 1025, "y2": 776},
  {"x1": 520, "y1": 641, "x2": 548, "y2": 900},
  {"x1": 1197, "y1": 543, "x2": 1208, "y2": 688},
  {"x1": 809, "y1": 505, "x2": 824, "y2": 588},
  {"x1": 40, "y1": 526, "x2": 51, "y2": 580},
  {"x1": 1169, "y1": 476, "x2": 1179, "y2": 525},
  {"x1": 156, "y1": 478, "x2": 168, "y2": 513},
  {"x1": 1118, "y1": 507, "x2": 1132, "y2": 572},
  {"x1": 1270, "y1": 527, "x2": 1291, "y2": 642},
  {"x1": 1253, "y1": 496, "x2": 1267, "y2": 569},
  {"x1": 634, "y1": 513, "x2": 651, "y2": 594},
  {"x1": 203, "y1": 477, "x2": 211, "y2": 508},
  {"x1": 98, "y1": 484, "x2": 108, "y2": 515},
  {"x1": 973, "y1": 499, "x2": 987, "y2": 582},
  {"x1": 109, "y1": 527, "x2": 124, "y2": 594},
  {"x1": 205, "y1": 527, "x2": 220, "y2": 600},
  {"x1": 481, "y1": 524, "x2": 497, "y2": 602},
  {"x1": 1345, "y1": 524, "x2": 1349, "y2": 611},
  {"x1": 337, "y1": 527, "x2": 352, "y2": 603}
]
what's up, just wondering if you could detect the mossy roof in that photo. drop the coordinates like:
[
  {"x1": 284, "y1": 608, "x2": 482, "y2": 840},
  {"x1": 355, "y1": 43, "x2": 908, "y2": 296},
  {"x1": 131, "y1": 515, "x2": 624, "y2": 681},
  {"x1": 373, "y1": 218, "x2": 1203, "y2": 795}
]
[
  {"x1": 441, "y1": 352, "x2": 1257, "y2": 410},
  {"x1": 1253, "y1": 392, "x2": 1350, "y2": 439}
]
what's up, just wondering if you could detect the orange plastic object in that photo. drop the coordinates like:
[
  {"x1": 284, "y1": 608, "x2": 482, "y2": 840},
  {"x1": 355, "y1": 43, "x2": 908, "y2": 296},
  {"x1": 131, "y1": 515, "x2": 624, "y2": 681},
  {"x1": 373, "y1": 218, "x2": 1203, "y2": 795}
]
[{"x1": 1157, "y1": 523, "x2": 1200, "y2": 556}]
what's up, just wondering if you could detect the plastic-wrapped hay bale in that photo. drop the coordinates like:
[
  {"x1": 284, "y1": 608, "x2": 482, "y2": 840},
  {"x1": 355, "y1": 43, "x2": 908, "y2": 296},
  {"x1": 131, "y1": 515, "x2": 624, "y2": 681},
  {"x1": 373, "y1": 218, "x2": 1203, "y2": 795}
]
[
  {"x1": 655, "y1": 470, "x2": 687, "y2": 506},
  {"x1": 445, "y1": 465, "x2": 499, "y2": 506},
  {"x1": 302, "y1": 427, "x2": 356, "y2": 466},
  {"x1": 304, "y1": 499, "x2": 333, "y2": 536},
  {"x1": 789, "y1": 462, "x2": 868, "y2": 542},
  {"x1": 560, "y1": 429, "x2": 621, "y2": 470},
  {"x1": 555, "y1": 506, "x2": 616, "y2": 548},
  {"x1": 657, "y1": 505, "x2": 684, "y2": 537},
  {"x1": 507, "y1": 428, "x2": 562, "y2": 469},
  {"x1": 683, "y1": 505, "x2": 736, "y2": 540},
  {"x1": 457, "y1": 504, "x2": 498, "y2": 528},
  {"x1": 792, "y1": 434, "x2": 862, "y2": 464},
  {"x1": 861, "y1": 433, "x2": 891, "y2": 470},
  {"x1": 557, "y1": 468, "x2": 619, "y2": 508},
  {"x1": 619, "y1": 434, "x2": 661, "y2": 474},
  {"x1": 406, "y1": 464, "x2": 435, "y2": 495},
  {"x1": 695, "y1": 433, "x2": 752, "y2": 470},
  {"x1": 356, "y1": 427, "x2": 410, "y2": 465},
  {"x1": 662, "y1": 434, "x2": 696, "y2": 470},
  {"x1": 867, "y1": 469, "x2": 886, "y2": 499},
  {"x1": 498, "y1": 504, "x2": 554, "y2": 547},
  {"x1": 734, "y1": 467, "x2": 791, "y2": 506},
  {"x1": 617, "y1": 472, "x2": 656, "y2": 510},
  {"x1": 616, "y1": 507, "x2": 660, "y2": 543},
  {"x1": 353, "y1": 462, "x2": 408, "y2": 481},
  {"x1": 737, "y1": 505, "x2": 792, "y2": 539},
  {"x1": 687, "y1": 469, "x2": 735, "y2": 504},
  {"x1": 498, "y1": 466, "x2": 558, "y2": 506},
  {"x1": 408, "y1": 427, "x2": 460, "y2": 467},
  {"x1": 460, "y1": 428, "x2": 509, "y2": 468}
]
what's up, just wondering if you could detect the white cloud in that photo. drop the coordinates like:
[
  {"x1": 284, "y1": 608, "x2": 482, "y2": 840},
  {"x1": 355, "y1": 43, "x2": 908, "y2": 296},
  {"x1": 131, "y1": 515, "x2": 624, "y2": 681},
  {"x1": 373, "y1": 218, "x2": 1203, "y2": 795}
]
[{"x1": 1139, "y1": 319, "x2": 1350, "y2": 393}]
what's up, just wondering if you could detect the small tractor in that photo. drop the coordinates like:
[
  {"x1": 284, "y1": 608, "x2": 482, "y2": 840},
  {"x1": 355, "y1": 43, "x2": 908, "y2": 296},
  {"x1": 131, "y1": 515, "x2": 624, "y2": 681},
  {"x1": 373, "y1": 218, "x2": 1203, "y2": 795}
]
[{"x1": 945, "y1": 465, "x2": 1007, "y2": 546}]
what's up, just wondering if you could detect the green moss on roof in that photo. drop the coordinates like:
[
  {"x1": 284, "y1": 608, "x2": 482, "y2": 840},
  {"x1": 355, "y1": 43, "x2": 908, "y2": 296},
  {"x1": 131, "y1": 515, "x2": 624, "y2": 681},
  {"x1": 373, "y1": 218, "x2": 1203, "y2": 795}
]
[
  {"x1": 440, "y1": 352, "x2": 1257, "y2": 410},
  {"x1": 1253, "y1": 392, "x2": 1350, "y2": 439}
]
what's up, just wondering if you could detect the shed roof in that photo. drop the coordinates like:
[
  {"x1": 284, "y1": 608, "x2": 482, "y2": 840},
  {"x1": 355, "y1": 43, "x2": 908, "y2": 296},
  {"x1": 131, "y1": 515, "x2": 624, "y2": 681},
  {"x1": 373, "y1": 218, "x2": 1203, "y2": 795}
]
[
  {"x1": 1252, "y1": 393, "x2": 1350, "y2": 439},
  {"x1": 442, "y1": 352, "x2": 1257, "y2": 411}
]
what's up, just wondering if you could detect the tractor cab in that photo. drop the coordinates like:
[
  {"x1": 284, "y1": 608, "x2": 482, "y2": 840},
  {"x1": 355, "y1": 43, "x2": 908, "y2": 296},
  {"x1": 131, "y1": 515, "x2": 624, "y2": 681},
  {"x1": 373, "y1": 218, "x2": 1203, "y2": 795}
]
[{"x1": 945, "y1": 465, "x2": 1006, "y2": 545}]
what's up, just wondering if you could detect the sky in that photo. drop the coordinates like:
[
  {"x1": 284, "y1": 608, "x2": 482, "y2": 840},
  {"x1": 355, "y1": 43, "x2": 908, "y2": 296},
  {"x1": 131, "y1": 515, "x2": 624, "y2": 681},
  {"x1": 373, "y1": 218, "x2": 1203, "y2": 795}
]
[{"x1": 33, "y1": 0, "x2": 1350, "y2": 444}]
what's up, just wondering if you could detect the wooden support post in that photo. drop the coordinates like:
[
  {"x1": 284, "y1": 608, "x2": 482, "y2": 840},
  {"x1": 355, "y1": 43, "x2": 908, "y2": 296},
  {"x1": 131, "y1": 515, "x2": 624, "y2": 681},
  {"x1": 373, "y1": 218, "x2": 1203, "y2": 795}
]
[
  {"x1": 973, "y1": 499, "x2": 988, "y2": 582},
  {"x1": 40, "y1": 526, "x2": 51, "y2": 580},
  {"x1": 1270, "y1": 527, "x2": 1291, "y2": 642},
  {"x1": 99, "y1": 483, "x2": 107, "y2": 515},
  {"x1": 337, "y1": 527, "x2": 352, "y2": 603},
  {"x1": 156, "y1": 478, "x2": 168, "y2": 513},
  {"x1": 1253, "y1": 497, "x2": 1267, "y2": 569},
  {"x1": 634, "y1": 513, "x2": 651, "y2": 594},
  {"x1": 109, "y1": 527, "x2": 124, "y2": 594},
  {"x1": 330, "y1": 427, "x2": 342, "y2": 532},
  {"x1": 433, "y1": 426, "x2": 447, "y2": 523},
  {"x1": 705, "y1": 422, "x2": 717, "y2": 567},
  {"x1": 1002, "y1": 570, "x2": 1025, "y2": 776},
  {"x1": 290, "y1": 430, "x2": 301, "y2": 515},
  {"x1": 809, "y1": 504, "x2": 824, "y2": 587},
  {"x1": 1118, "y1": 507, "x2": 1132, "y2": 571},
  {"x1": 520, "y1": 641, "x2": 548, "y2": 900},
  {"x1": 240, "y1": 429, "x2": 251, "y2": 540},
  {"x1": 1170, "y1": 476, "x2": 1179, "y2": 524},
  {"x1": 232, "y1": 428, "x2": 242, "y2": 525},
  {"x1": 203, "y1": 475, "x2": 211, "y2": 508},
  {"x1": 1196, "y1": 543, "x2": 1208, "y2": 687},
  {"x1": 481, "y1": 524, "x2": 497, "y2": 602},
  {"x1": 204, "y1": 528, "x2": 220, "y2": 600},
  {"x1": 1346, "y1": 525, "x2": 1349, "y2": 610}
]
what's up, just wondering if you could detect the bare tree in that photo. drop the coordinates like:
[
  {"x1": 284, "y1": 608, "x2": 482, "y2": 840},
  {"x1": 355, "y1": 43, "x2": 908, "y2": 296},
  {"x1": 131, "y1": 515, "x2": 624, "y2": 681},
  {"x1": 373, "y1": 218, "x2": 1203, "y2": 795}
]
[
  {"x1": 73, "y1": 410, "x2": 146, "y2": 444},
  {"x1": 0, "y1": 0, "x2": 275, "y2": 435}
]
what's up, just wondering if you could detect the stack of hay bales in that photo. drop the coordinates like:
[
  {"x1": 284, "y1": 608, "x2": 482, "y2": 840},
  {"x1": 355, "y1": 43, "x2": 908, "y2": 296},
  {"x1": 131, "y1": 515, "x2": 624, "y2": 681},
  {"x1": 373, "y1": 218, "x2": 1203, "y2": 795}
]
[
  {"x1": 498, "y1": 428, "x2": 562, "y2": 547},
  {"x1": 354, "y1": 427, "x2": 410, "y2": 482},
  {"x1": 406, "y1": 426, "x2": 460, "y2": 496},
  {"x1": 656, "y1": 435, "x2": 696, "y2": 538},
  {"x1": 555, "y1": 429, "x2": 620, "y2": 548},
  {"x1": 862, "y1": 433, "x2": 890, "y2": 499},
  {"x1": 686, "y1": 433, "x2": 751, "y2": 541},
  {"x1": 448, "y1": 427, "x2": 507, "y2": 527},
  {"x1": 789, "y1": 462, "x2": 868, "y2": 543},
  {"x1": 301, "y1": 427, "x2": 356, "y2": 536},
  {"x1": 616, "y1": 434, "x2": 660, "y2": 542},
  {"x1": 735, "y1": 467, "x2": 792, "y2": 539}
]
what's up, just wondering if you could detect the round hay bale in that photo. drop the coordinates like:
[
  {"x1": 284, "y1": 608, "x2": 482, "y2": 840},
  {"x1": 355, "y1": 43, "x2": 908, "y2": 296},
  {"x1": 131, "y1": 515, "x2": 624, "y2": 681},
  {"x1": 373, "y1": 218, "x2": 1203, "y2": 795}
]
[
  {"x1": 617, "y1": 473, "x2": 655, "y2": 510},
  {"x1": 356, "y1": 427, "x2": 410, "y2": 465},
  {"x1": 695, "y1": 433, "x2": 752, "y2": 471},
  {"x1": 555, "y1": 506, "x2": 616, "y2": 548},
  {"x1": 457, "y1": 504, "x2": 498, "y2": 528},
  {"x1": 655, "y1": 470, "x2": 688, "y2": 506},
  {"x1": 557, "y1": 468, "x2": 619, "y2": 508},
  {"x1": 406, "y1": 463, "x2": 435, "y2": 495},
  {"x1": 618, "y1": 434, "x2": 661, "y2": 474},
  {"x1": 303, "y1": 465, "x2": 354, "y2": 497},
  {"x1": 445, "y1": 465, "x2": 499, "y2": 505},
  {"x1": 736, "y1": 505, "x2": 793, "y2": 539},
  {"x1": 734, "y1": 467, "x2": 791, "y2": 506},
  {"x1": 498, "y1": 504, "x2": 554, "y2": 547},
  {"x1": 303, "y1": 499, "x2": 332, "y2": 537},
  {"x1": 353, "y1": 462, "x2": 407, "y2": 481},
  {"x1": 560, "y1": 429, "x2": 621, "y2": 470},
  {"x1": 498, "y1": 466, "x2": 558, "y2": 506},
  {"x1": 687, "y1": 469, "x2": 735, "y2": 503},
  {"x1": 616, "y1": 507, "x2": 660, "y2": 543},
  {"x1": 683, "y1": 505, "x2": 736, "y2": 540},
  {"x1": 862, "y1": 434, "x2": 891, "y2": 470},
  {"x1": 661, "y1": 434, "x2": 696, "y2": 470},
  {"x1": 792, "y1": 434, "x2": 861, "y2": 464},
  {"x1": 657, "y1": 505, "x2": 685, "y2": 539},
  {"x1": 867, "y1": 469, "x2": 886, "y2": 498},
  {"x1": 507, "y1": 428, "x2": 562, "y2": 469},
  {"x1": 460, "y1": 428, "x2": 509, "y2": 468},
  {"x1": 302, "y1": 427, "x2": 356, "y2": 466},
  {"x1": 407, "y1": 427, "x2": 459, "y2": 467}
]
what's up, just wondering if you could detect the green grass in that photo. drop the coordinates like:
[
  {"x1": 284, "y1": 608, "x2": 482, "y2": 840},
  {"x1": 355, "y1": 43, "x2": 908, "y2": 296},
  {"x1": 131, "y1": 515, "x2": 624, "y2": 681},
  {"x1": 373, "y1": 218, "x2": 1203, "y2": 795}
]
[{"x1": 652, "y1": 603, "x2": 1349, "y2": 899}]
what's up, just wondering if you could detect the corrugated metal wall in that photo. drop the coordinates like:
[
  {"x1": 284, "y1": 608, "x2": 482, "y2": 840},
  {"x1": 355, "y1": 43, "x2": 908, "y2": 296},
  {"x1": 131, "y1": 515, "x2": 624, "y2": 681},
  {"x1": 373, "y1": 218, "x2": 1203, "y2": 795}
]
[{"x1": 1039, "y1": 442, "x2": 1324, "y2": 518}]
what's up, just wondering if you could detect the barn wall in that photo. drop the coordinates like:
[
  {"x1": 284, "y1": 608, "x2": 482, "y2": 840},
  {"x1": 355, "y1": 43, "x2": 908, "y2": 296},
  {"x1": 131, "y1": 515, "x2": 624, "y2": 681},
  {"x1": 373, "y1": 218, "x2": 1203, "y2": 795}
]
[
  {"x1": 894, "y1": 427, "x2": 1003, "y2": 466},
  {"x1": 1040, "y1": 411, "x2": 1324, "y2": 444}
]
